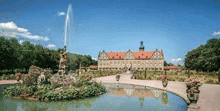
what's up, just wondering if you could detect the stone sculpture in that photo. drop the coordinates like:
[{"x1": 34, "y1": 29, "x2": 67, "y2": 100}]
[
  {"x1": 161, "y1": 75, "x2": 169, "y2": 88},
  {"x1": 37, "y1": 71, "x2": 46, "y2": 84},
  {"x1": 185, "y1": 77, "x2": 203, "y2": 109},
  {"x1": 58, "y1": 46, "x2": 68, "y2": 75}
]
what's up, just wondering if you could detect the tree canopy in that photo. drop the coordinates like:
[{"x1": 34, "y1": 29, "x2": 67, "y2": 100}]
[
  {"x1": 184, "y1": 38, "x2": 220, "y2": 72},
  {"x1": 0, "y1": 36, "x2": 97, "y2": 74}
]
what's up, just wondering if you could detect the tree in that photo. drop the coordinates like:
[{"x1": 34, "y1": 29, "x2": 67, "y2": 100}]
[
  {"x1": 164, "y1": 61, "x2": 168, "y2": 66},
  {"x1": 185, "y1": 38, "x2": 220, "y2": 72}
]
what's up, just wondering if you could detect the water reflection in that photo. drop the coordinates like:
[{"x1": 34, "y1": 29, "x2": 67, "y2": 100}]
[
  {"x1": 161, "y1": 92, "x2": 168, "y2": 105},
  {"x1": 1, "y1": 83, "x2": 187, "y2": 111},
  {"x1": 2, "y1": 95, "x2": 97, "y2": 111},
  {"x1": 102, "y1": 83, "x2": 169, "y2": 106}
]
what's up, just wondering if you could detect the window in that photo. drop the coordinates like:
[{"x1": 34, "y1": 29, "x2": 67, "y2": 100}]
[
  {"x1": 138, "y1": 56, "x2": 140, "y2": 58},
  {"x1": 113, "y1": 56, "x2": 114, "y2": 58},
  {"x1": 119, "y1": 56, "x2": 121, "y2": 58},
  {"x1": 116, "y1": 54, "x2": 118, "y2": 56}
]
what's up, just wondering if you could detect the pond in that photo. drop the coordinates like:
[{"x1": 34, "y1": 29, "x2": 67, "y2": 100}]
[{"x1": 0, "y1": 83, "x2": 187, "y2": 111}]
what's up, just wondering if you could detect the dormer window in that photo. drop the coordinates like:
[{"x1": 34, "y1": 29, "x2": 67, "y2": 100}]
[
  {"x1": 146, "y1": 56, "x2": 148, "y2": 58},
  {"x1": 119, "y1": 56, "x2": 121, "y2": 58},
  {"x1": 116, "y1": 54, "x2": 118, "y2": 56},
  {"x1": 138, "y1": 56, "x2": 140, "y2": 58},
  {"x1": 113, "y1": 56, "x2": 114, "y2": 58},
  {"x1": 142, "y1": 54, "x2": 144, "y2": 56}
]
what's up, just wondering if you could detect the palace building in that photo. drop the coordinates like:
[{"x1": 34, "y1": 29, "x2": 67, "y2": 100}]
[{"x1": 98, "y1": 41, "x2": 164, "y2": 71}]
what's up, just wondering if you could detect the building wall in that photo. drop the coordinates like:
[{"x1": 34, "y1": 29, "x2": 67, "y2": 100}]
[{"x1": 98, "y1": 59, "x2": 164, "y2": 71}]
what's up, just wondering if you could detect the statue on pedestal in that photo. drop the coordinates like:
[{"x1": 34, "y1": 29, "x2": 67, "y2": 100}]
[{"x1": 58, "y1": 46, "x2": 68, "y2": 75}]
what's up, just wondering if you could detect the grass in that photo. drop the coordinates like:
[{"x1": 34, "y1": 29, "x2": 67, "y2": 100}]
[
  {"x1": 79, "y1": 71, "x2": 118, "y2": 79},
  {"x1": 134, "y1": 71, "x2": 219, "y2": 84}
]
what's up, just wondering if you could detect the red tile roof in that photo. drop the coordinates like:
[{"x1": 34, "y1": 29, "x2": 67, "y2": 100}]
[
  {"x1": 103, "y1": 51, "x2": 162, "y2": 60},
  {"x1": 132, "y1": 51, "x2": 154, "y2": 59},
  {"x1": 106, "y1": 52, "x2": 126, "y2": 60},
  {"x1": 89, "y1": 65, "x2": 98, "y2": 69},
  {"x1": 165, "y1": 65, "x2": 181, "y2": 69}
]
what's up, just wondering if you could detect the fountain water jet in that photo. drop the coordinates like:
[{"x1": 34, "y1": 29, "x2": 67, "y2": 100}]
[
  {"x1": 58, "y1": 4, "x2": 73, "y2": 76},
  {"x1": 64, "y1": 4, "x2": 73, "y2": 48}
]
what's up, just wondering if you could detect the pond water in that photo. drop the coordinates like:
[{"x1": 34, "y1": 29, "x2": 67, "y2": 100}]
[{"x1": 0, "y1": 83, "x2": 187, "y2": 111}]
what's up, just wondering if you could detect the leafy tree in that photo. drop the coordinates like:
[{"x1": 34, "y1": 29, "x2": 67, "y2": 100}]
[
  {"x1": 0, "y1": 36, "x2": 97, "y2": 74},
  {"x1": 185, "y1": 38, "x2": 220, "y2": 72}
]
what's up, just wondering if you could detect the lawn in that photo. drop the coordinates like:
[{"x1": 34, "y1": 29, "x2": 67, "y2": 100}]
[{"x1": 134, "y1": 71, "x2": 219, "y2": 84}]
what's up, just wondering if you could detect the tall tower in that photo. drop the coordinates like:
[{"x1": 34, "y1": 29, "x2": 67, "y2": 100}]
[{"x1": 139, "y1": 41, "x2": 145, "y2": 51}]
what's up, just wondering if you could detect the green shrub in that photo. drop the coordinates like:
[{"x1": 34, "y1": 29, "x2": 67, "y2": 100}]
[
  {"x1": 3, "y1": 82, "x2": 106, "y2": 101},
  {"x1": 156, "y1": 76, "x2": 161, "y2": 80},
  {"x1": 205, "y1": 79, "x2": 214, "y2": 84},
  {"x1": 178, "y1": 77, "x2": 186, "y2": 82}
]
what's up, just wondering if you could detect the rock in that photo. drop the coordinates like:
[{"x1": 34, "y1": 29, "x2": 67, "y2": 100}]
[{"x1": 22, "y1": 65, "x2": 52, "y2": 86}]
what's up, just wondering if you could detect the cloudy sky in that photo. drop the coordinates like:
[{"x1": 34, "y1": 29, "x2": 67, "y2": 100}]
[{"x1": 0, "y1": 0, "x2": 220, "y2": 65}]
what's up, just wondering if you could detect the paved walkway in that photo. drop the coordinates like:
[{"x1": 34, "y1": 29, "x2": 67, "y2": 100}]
[
  {"x1": 93, "y1": 73, "x2": 220, "y2": 111},
  {"x1": 0, "y1": 80, "x2": 19, "y2": 85}
]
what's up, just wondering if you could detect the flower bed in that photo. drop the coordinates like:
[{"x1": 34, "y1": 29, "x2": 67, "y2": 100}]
[
  {"x1": 133, "y1": 71, "x2": 219, "y2": 84},
  {"x1": 3, "y1": 65, "x2": 106, "y2": 101},
  {"x1": 3, "y1": 81, "x2": 106, "y2": 101}
]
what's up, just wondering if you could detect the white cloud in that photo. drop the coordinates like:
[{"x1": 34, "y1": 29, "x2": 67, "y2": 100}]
[
  {"x1": 171, "y1": 58, "x2": 182, "y2": 65},
  {"x1": 47, "y1": 44, "x2": 56, "y2": 48},
  {"x1": 0, "y1": 22, "x2": 49, "y2": 41},
  {"x1": 171, "y1": 58, "x2": 182, "y2": 62},
  {"x1": 58, "y1": 11, "x2": 65, "y2": 16},
  {"x1": 92, "y1": 57, "x2": 97, "y2": 60},
  {"x1": 212, "y1": 31, "x2": 220, "y2": 36},
  {"x1": 70, "y1": 51, "x2": 80, "y2": 55},
  {"x1": 19, "y1": 40, "x2": 24, "y2": 44}
]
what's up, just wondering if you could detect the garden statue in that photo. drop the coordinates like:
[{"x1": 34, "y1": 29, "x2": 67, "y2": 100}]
[
  {"x1": 161, "y1": 71, "x2": 169, "y2": 88},
  {"x1": 58, "y1": 46, "x2": 68, "y2": 75},
  {"x1": 116, "y1": 74, "x2": 120, "y2": 81},
  {"x1": 37, "y1": 71, "x2": 46, "y2": 84},
  {"x1": 185, "y1": 77, "x2": 203, "y2": 109}
]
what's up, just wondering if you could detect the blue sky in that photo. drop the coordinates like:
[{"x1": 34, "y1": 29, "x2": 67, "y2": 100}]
[{"x1": 0, "y1": 0, "x2": 220, "y2": 65}]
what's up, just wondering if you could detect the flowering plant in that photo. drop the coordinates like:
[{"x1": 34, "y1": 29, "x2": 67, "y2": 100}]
[
  {"x1": 161, "y1": 75, "x2": 169, "y2": 88},
  {"x1": 161, "y1": 75, "x2": 169, "y2": 80},
  {"x1": 185, "y1": 77, "x2": 203, "y2": 89},
  {"x1": 15, "y1": 72, "x2": 22, "y2": 77}
]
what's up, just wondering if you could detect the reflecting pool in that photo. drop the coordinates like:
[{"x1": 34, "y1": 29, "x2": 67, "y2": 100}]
[{"x1": 0, "y1": 83, "x2": 187, "y2": 111}]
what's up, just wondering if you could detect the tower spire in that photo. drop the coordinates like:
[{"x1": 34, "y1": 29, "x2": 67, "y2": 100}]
[{"x1": 139, "y1": 41, "x2": 145, "y2": 51}]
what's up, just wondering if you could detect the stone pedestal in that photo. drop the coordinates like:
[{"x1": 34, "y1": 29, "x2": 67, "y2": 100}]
[{"x1": 58, "y1": 50, "x2": 68, "y2": 75}]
